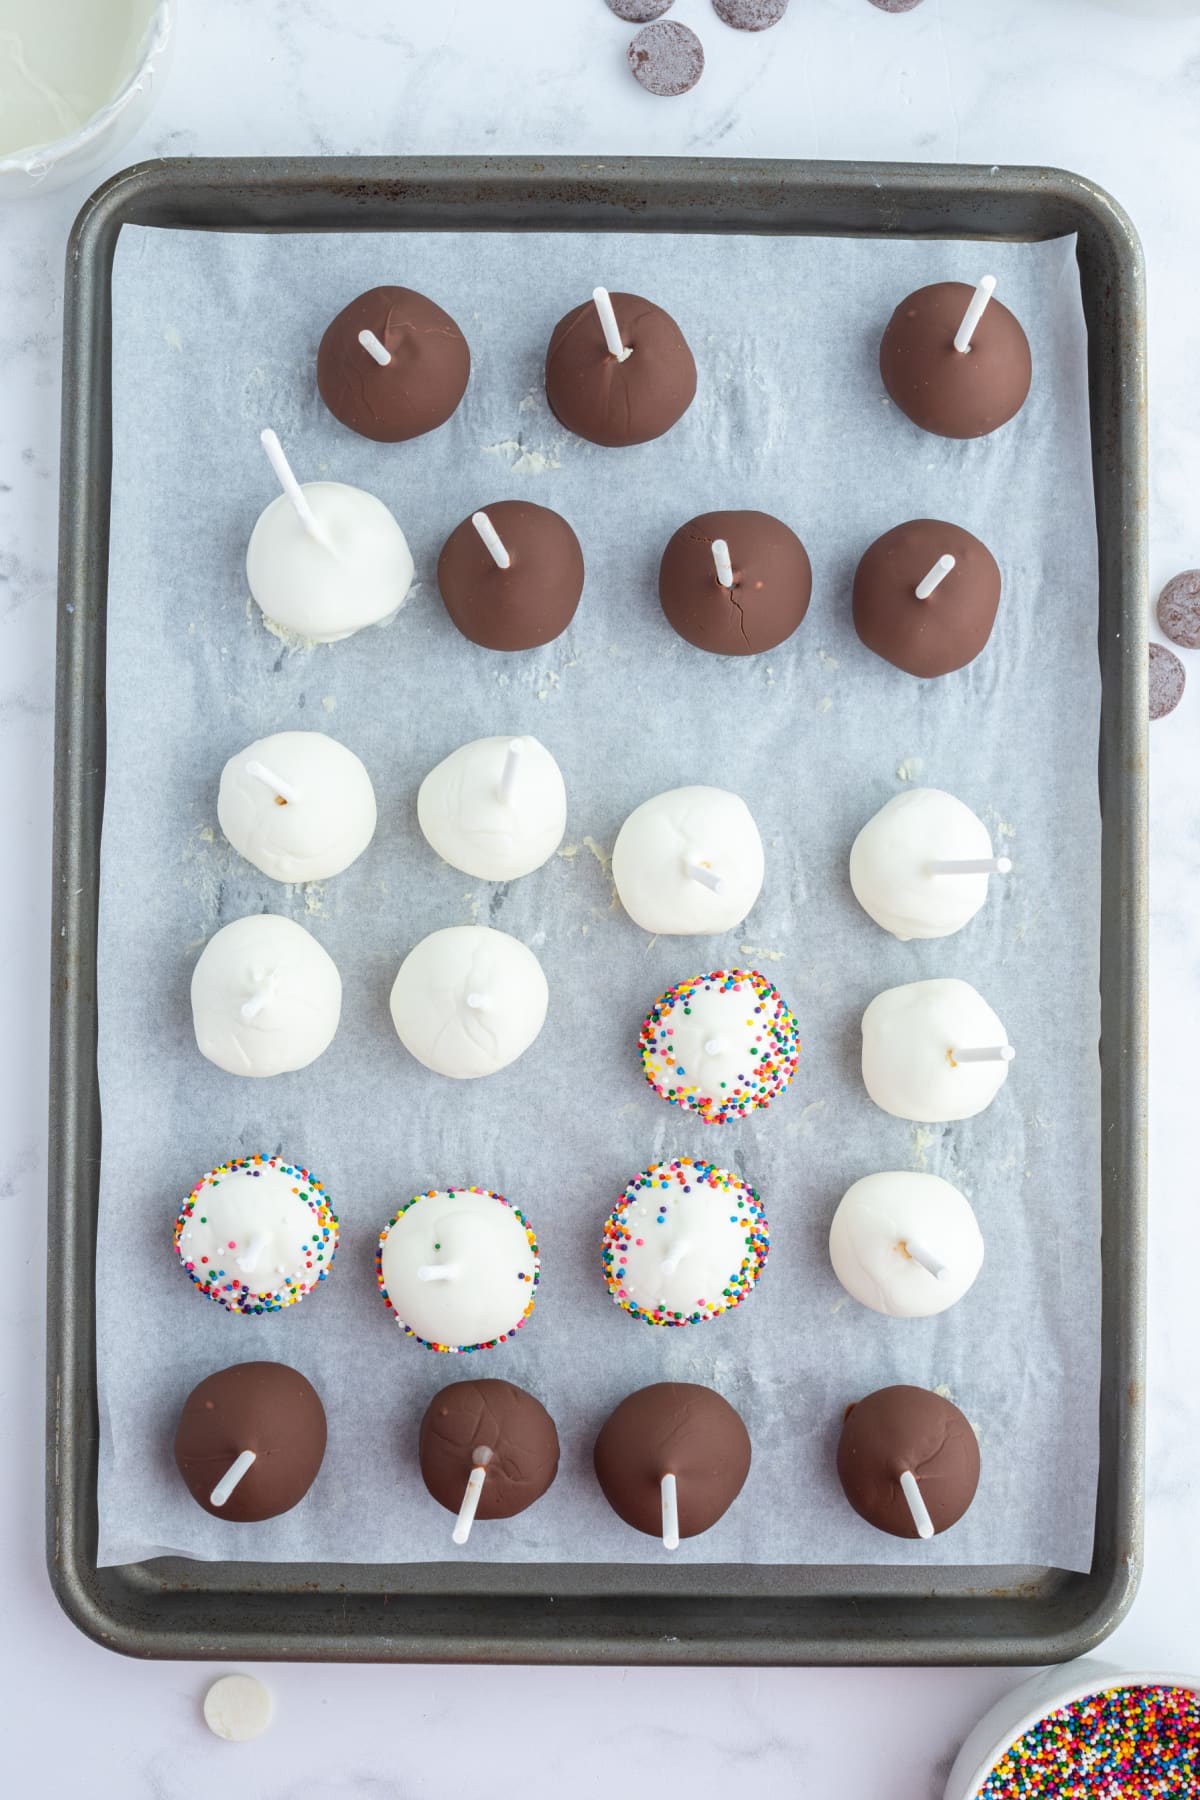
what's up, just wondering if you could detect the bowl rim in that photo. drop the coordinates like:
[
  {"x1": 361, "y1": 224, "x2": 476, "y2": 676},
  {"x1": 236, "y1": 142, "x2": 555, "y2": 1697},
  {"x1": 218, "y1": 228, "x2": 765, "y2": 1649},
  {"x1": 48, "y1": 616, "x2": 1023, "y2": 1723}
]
[
  {"x1": 955, "y1": 1668, "x2": 1200, "y2": 1798},
  {"x1": 0, "y1": 0, "x2": 173, "y2": 177}
]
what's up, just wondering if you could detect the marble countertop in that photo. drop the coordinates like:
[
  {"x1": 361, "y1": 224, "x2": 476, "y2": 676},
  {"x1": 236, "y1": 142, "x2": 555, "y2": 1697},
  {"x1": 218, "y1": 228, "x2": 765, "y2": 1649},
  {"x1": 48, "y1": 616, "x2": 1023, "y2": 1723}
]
[{"x1": 2, "y1": 2, "x2": 1196, "y2": 1794}]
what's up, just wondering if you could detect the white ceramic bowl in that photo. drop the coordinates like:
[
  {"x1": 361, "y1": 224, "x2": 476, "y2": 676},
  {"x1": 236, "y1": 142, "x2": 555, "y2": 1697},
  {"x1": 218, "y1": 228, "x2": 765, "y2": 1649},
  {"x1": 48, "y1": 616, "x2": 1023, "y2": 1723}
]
[
  {"x1": 945, "y1": 1660, "x2": 1200, "y2": 1799},
  {"x1": 0, "y1": 2, "x2": 174, "y2": 199}
]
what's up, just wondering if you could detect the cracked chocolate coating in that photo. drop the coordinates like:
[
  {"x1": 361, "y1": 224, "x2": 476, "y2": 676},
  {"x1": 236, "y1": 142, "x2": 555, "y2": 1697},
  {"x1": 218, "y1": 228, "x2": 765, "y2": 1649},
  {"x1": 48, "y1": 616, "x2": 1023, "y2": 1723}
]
[
  {"x1": 853, "y1": 517, "x2": 1001, "y2": 678},
  {"x1": 437, "y1": 499, "x2": 585, "y2": 650},
  {"x1": 659, "y1": 509, "x2": 811, "y2": 655},
  {"x1": 174, "y1": 1361, "x2": 327, "y2": 1523},
  {"x1": 837, "y1": 1384, "x2": 980, "y2": 1539},
  {"x1": 317, "y1": 285, "x2": 470, "y2": 443},
  {"x1": 419, "y1": 1379, "x2": 559, "y2": 1521},
  {"x1": 594, "y1": 1382, "x2": 751, "y2": 1539},
  {"x1": 880, "y1": 281, "x2": 1031, "y2": 440},
  {"x1": 545, "y1": 291, "x2": 697, "y2": 446}
]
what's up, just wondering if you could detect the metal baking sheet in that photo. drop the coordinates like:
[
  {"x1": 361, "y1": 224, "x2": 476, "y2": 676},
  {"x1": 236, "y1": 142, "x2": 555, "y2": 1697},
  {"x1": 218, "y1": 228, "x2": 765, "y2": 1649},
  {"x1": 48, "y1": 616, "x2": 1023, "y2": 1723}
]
[{"x1": 47, "y1": 156, "x2": 1147, "y2": 1665}]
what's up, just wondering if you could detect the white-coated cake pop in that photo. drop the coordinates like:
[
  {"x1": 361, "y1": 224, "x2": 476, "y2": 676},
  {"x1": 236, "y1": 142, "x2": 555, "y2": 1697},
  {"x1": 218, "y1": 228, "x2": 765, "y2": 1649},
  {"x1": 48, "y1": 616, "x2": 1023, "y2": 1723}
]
[
  {"x1": 191, "y1": 914, "x2": 342, "y2": 1078},
  {"x1": 389, "y1": 925, "x2": 548, "y2": 1079},
  {"x1": 417, "y1": 735, "x2": 566, "y2": 881},
  {"x1": 861, "y1": 978, "x2": 1014, "y2": 1122},
  {"x1": 218, "y1": 731, "x2": 377, "y2": 883},
  {"x1": 377, "y1": 1186, "x2": 540, "y2": 1351},
  {"x1": 849, "y1": 787, "x2": 1011, "y2": 941},
  {"x1": 829, "y1": 1172, "x2": 984, "y2": 1318},
  {"x1": 612, "y1": 785, "x2": 765, "y2": 935},
  {"x1": 174, "y1": 1153, "x2": 339, "y2": 1314},
  {"x1": 247, "y1": 433, "x2": 413, "y2": 642}
]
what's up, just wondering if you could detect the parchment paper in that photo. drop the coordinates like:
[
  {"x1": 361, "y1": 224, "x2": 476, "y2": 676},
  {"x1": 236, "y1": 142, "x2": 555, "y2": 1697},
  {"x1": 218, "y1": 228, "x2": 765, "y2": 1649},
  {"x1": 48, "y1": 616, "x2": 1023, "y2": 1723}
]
[{"x1": 96, "y1": 225, "x2": 1101, "y2": 1570}]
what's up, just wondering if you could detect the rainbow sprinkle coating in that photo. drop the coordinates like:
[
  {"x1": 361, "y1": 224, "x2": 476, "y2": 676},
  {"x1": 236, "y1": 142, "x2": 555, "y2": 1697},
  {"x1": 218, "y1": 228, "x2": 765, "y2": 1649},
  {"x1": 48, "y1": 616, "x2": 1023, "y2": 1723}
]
[
  {"x1": 978, "y1": 1683, "x2": 1200, "y2": 1798},
  {"x1": 601, "y1": 1157, "x2": 769, "y2": 1327},
  {"x1": 173, "y1": 1154, "x2": 338, "y2": 1315},
  {"x1": 375, "y1": 1186, "x2": 540, "y2": 1354},
  {"x1": 639, "y1": 967, "x2": 801, "y2": 1124}
]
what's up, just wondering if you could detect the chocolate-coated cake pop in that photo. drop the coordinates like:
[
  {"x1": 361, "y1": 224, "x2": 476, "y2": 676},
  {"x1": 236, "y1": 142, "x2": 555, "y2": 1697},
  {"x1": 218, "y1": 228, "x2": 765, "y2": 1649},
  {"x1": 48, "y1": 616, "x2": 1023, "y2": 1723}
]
[
  {"x1": 880, "y1": 279, "x2": 1031, "y2": 439},
  {"x1": 174, "y1": 1361, "x2": 327, "y2": 1523},
  {"x1": 316, "y1": 286, "x2": 470, "y2": 443},
  {"x1": 837, "y1": 1384, "x2": 980, "y2": 1539},
  {"x1": 437, "y1": 501, "x2": 584, "y2": 651},
  {"x1": 545, "y1": 290, "x2": 696, "y2": 446},
  {"x1": 658, "y1": 510, "x2": 812, "y2": 656},
  {"x1": 853, "y1": 518, "x2": 1001, "y2": 678},
  {"x1": 594, "y1": 1382, "x2": 751, "y2": 1543},
  {"x1": 419, "y1": 1379, "x2": 559, "y2": 1537}
]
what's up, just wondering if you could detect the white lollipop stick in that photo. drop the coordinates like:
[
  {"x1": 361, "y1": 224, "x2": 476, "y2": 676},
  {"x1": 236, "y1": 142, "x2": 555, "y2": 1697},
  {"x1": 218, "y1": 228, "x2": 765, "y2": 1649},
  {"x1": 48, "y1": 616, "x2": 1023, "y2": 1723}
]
[
  {"x1": 471, "y1": 510, "x2": 512, "y2": 571},
  {"x1": 904, "y1": 1238, "x2": 949, "y2": 1282},
  {"x1": 703, "y1": 1037, "x2": 728, "y2": 1057},
  {"x1": 915, "y1": 554, "x2": 956, "y2": 600},
  {"x1": 928, "y1": 857, "x2": 1012, "y2": 876},
  {"x1": 712, "y1": 539, "x2": 734, "y2": 589},
  {"x1": 235, "y1": 1232, "x2": 270, "y2": 1275},
  {"x1": 239, "y1": 977, "x2": 276, "y2": 1024},
  {"x1": 685, "y1": 856, "x2": 725, "y2": 895},
  {"x1": 465, "y1": 992, "x2": 493, "y2": 1012},
  {"x1": 498, "y1": 739, "x2": 524, "y2": 805},
  {"x1": 660, "y1": 1241, "x2": 691, "y2": 1280},
  {"x1": 259, "y1": 428, "x2": 324, "y2": 542},
  {"x1": 951, "y1": 1044, "x2": 1016, "y2": 1065},
  {"x1": 953, "y1": 275, "x2": 997, "y2": 354},
  {"x1": 899, "y1": 1469, "x2": 935, "y2": 1540},
  {"x1": 592, "y1": 286, "x2": 632, "y2": 363},
  {"x1": 661, "y1": 1472, "x2": 680, "y2": 1552},
  {"x1": 452, "y1": 1448, "x2": 493, "y2": 1547},
  {"x1": 210, "y1": 1450, "x2": 257, "y2": 1509},
  {"x1": 244, "y1": 759, "x2": 300, "y2": 806},
  {"x1": 358, "y1": 327, "x2": 391, "y2": 367},
  {"x1": 417, "y1": 1263, "x2": 462, "y2": 1282}
]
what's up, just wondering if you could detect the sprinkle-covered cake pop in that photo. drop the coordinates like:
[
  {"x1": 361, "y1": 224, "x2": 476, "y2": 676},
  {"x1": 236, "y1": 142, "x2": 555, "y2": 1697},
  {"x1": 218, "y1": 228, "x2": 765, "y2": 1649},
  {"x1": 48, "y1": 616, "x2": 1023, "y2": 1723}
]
[
  {"x1": 849, "y1": 787, "x2": 1011, "y2": 941},
  {"x1": 417, "y1": 734, "x2": 567, "y2": 881},
  {"x1": 174, "y1": 1361, "x2": 327, "y2": 1522},
  {"x1": 218, "y1": 731, "x2": 377, "y2": 883},
  {"x1": 602, "y1": 1157, "x2": 768, "y2": 1327},
  {"x1": 638, "y1": 968, "x2": 801, "y2": 1123},
  {"x1": 612, "y1": 784, "x2": 765, "y2": 935},
  {"x1": 174, "y1": 1154, "x2": 338, "y2": 1315},
  {"x1": 376, "y1": 1186, "x2": 540, "y2": 1353},
  {"x1": 419, "y1": 1378, "x2": 559, "y2": 1544},
  {"x1": 837, "y1": 1384, "x2": 981, "y2": 1540},
  {"x1": 190, "y1": 914, "x2": 342, "y2": 1079},
  {"x1": 880, "y1": 277, "x2": 1032, "y2": 439},
  {"x1": 861, "y1": 978, "x2": 1014, "y2": 1123},
  {"x1": 545, "y1": 288, "x2": 697, "y2": 447},
  {"x1": 594, "y1": 1382, "x2": 751, "y2": 1547},
  {"x1": 829, "y1": 1172, "x2": 984, "y2": 1319},
  {"x1": 316, "y1": 285, "x2": 470, "y2": 443},
  {"x1": 389, "y1": 925, "x2": 549, "y2": 1080}
]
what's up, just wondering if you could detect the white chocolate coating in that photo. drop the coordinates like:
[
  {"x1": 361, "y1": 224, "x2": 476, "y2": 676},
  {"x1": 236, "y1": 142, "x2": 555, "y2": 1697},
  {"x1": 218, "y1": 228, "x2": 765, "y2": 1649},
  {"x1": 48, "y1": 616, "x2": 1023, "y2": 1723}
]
[
  {"x1": 828, "y1": 1172, "x2": 984, "y2": 1318},
  {"x1": 378, "y1": 1187, "x2": 539, "y2": 1350},
  {"x1": 389, "y1": 925, "x2": 548, "y2": 1079},
  {"x1": 218, "y1": 730, "x2": 377, "y2": 883},
  {"x1": 861, "y1": 978, "x2": 1013, "y2": 1122},
  {"x1": 417, "y1": 734, "x2": 566, "y2": 881},
  {"x1": 850, "y1": 787, "x2": 1004, "y2": 940},
  {"x1": 246, "y1": 481, "x2": 414, "y2": 642},
  {"x1": 612, "y1": 785, "x2": 765, "y2": 935},
  {"x1": 191, "y1": 914, "x2": 342, "y2": 1078},
  {"x1": 175, "y1": 1156, "x2": 338, "y2": 1313}
]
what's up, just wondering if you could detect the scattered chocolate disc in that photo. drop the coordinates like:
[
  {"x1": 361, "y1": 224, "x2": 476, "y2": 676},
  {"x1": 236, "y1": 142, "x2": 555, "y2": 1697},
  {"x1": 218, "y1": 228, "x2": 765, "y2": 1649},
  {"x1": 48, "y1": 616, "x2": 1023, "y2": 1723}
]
[
  {"x1": 437, "y1": 500, "x2": 585, "y2": 651},
  {"x1": 174, "y1": 1361, "x2": 327, "y2": 1523},
  {"x1": 419, "y1": 1379, "x2": 560, "y2": 1522},
  {"x1": 713, "y1": 0, "x2": 789, "y2": 28},
  {"x1": 853, "y1": 518, "x2": 1001, "y2": 678},
  {"x1": 869, "y1": 0, "x2": 925, "y2": 11},
  {"x1": 607, "y1": 0, "x2": 673, "y2": 19},
  {"x1": 594, "y1": 1382, "x2": 751, "y2": 1541},
  {"x1": 880, "y1": 280, "x2": 1032, "y2": 440},
  {"x1": 627, "y1": 20, "x2": 705, "y2": 96},
  {"x1": 659, "y1": 509, "x2": 811, "y2": 655},
  {"x1": 316, "y1": 286, "x2": 470, "y2": 444},
  {"x1": 1157, "y1": 570, "x2": 1200, "y2": 649},
  {"x1": 1150, "y1": 642, "x2": 1186, "y2": 721},
  {"x1": 837, "y1": 1384, "x2": 980, "y2": 1539},
  {"x1": 545, "y1": 291, "x2": 697, "y2": 447}
]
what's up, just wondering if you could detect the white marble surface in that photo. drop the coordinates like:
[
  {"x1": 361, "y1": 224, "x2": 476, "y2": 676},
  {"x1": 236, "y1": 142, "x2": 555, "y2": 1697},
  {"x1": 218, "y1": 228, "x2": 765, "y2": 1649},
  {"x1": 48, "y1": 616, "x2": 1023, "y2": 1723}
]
[{"x1": 1, "y1": 2, "x2": 1196, "y2": 1794}]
